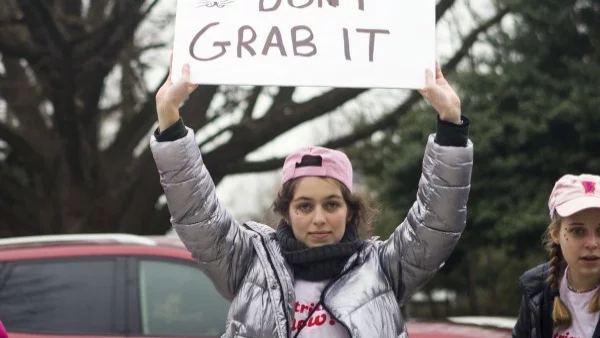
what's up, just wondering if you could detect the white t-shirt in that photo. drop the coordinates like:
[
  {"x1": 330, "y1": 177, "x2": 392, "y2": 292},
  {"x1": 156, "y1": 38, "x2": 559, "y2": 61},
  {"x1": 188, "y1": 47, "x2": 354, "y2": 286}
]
[
  {"x1": 552, "y1": 269, "x2": 600, "y2": 338},
  {"x1": 292, "y1": 279, "x2": 350, "y2": 338}
]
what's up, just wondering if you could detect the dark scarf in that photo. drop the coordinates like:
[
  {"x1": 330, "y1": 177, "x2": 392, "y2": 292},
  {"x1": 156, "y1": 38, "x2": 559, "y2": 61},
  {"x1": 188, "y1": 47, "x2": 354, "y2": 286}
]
[{"x1": 276, "y1": 221, "x2": 363, "y2": 281}]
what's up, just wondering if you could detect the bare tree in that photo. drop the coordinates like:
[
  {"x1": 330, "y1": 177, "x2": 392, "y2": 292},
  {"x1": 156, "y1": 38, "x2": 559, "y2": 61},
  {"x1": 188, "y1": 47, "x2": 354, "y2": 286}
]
[{"x1": 0, "y1": 0, "x2": 508, "y2": 237}]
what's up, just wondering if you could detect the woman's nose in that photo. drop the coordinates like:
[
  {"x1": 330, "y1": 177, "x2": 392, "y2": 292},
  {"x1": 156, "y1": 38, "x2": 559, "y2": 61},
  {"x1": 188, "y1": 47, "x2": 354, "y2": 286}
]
[
  {"x1": 312, "y1": 207, "x2": 326, "y2": 225},
  {"x1": 584, "y1": 234, "x2": 600, "y2": 249}
]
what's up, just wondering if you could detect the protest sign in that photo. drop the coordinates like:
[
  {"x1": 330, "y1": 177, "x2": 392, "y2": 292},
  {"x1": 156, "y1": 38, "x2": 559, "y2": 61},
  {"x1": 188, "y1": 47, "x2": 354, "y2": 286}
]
[{"x1": 172, "y1": 0, "x2": 435, "y2": 89}]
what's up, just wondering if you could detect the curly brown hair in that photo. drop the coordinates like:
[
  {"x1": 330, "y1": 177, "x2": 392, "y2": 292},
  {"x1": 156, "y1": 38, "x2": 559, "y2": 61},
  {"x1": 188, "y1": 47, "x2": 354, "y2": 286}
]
[
  {"x1": 543, "y1": 211, "x2": 600, "y2": 329},
  {"x1": 271, "y1": 177, "x2": 377, "y2": 238}
]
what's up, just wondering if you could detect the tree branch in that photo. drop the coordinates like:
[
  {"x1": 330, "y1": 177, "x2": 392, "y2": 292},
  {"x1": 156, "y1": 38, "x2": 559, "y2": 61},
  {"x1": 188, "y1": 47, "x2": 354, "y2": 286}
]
[
  {"x1": 0, "y1": 7, "x2": 39, "y2": 60},
  {"x1": 0, "y1": 169, "x2": 27, "y2": 202},
  {"x1": 205, "y1": 87, "x2": 368, "y2": 168},
  {"x1": 272, "y1": 86, "x2": 296, "y2": 107},
  {"x1": 106, "y1": 71, "x2": 167, "y2": 160},
  {"x1": 54, "y1": 0, "x2": 86, "y2": 38},
  {"x1": 105, "y1": 79, "x2": 217, "y2": 179},
  {"x1": 78, "y1": 0, "x2": 162, "y2": 129},
  {"x1": 198, "y1": 124, "x2": 234, "y2": 149},
  {"x1": 0, "y1": 18, "x2": 24, "y2": 27},
  {"x1": 436, "y1": 0, "x2": 457, "y2": 22},
  {"x1": 74, "y1": 1, "x2": 160, "y2": 182},
  {"x1": 0, "y1": 40, "x2": 41, "y2": 59},
  {"x1": 0, "y1": 122, "x2": 46, "y2": 168},
  {"x1": 18, "y1": 0, "x2": 68, "y2": 55},
  {"x1": 326, "y1": 93, "x2": 422, "y2": 149},
  {"x1": 85, "y1": 0, "x2": 112, "y2": 27},
  {"x1": 258, "y1": 86, "x2": 296, "y2": 120},
  {"x1": 59, "y1": 0, "x2": 82, "y2": 20},
  {"x1": 74, "y1": 0, "x2": 157, "y2": 58},
  {"x1": 177, "y1": 85, "x2": 219, "y2": 130},
  {"x1": 227, "y1": 156, "x2": 286, "y2": 174},
  {"x1": 243, "y1": 86, "x2": 263, "y2": 120},
  {"x1": 1, "y1": 56, "x2": 53, "y2": 150}
]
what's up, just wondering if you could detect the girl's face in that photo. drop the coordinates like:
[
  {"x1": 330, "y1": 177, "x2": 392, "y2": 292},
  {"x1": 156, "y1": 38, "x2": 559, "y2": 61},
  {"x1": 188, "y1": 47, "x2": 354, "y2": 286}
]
[
  {"x1": 287, "y1": 177, "x2": 349, "y2": 247},
  {"x1": 552, "y1": 208, "x2": 600, "y2": 289}
]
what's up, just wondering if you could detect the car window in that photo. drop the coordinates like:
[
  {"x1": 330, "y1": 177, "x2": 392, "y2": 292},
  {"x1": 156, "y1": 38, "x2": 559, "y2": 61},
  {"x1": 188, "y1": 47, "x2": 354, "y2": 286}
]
[
  {"x1": 0, "y1": 258, "x2": 117, "y2": 334},
  {"x1": 138, "y1": 259, "x2": 230, "y2": 336}
]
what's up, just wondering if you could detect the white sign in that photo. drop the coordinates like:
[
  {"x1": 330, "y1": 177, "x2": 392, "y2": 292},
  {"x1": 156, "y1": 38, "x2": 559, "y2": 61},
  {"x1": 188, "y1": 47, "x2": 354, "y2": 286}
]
[{"x1": 172, "y1": 0, "x2": 436, "y2": 89}]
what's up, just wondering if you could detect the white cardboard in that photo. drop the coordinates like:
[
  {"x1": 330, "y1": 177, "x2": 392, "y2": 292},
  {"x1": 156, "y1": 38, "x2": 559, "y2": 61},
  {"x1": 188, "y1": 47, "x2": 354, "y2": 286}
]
[{"x1": 172, "y1": 0, "x2": 436, "y2": 89}]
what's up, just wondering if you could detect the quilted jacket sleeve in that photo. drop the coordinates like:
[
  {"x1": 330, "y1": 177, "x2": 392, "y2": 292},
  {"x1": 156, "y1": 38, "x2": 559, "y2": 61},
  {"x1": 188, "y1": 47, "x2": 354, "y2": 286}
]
[
  {"x1": 150, "y1": 127, "x2": 254, "y2": 301},
  {"x1": 377, "y1": 134, "x2": 473, "y2": 305}
]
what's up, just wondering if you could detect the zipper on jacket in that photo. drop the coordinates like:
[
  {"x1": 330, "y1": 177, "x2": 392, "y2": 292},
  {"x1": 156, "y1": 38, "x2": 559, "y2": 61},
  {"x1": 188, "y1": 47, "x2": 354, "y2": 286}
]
[
  {"x1": 244, "y1": 224, "x2": 291, "y2": 338},
  {"x1": 317, "y1": 257, "x2": 361, "y2": 337}
]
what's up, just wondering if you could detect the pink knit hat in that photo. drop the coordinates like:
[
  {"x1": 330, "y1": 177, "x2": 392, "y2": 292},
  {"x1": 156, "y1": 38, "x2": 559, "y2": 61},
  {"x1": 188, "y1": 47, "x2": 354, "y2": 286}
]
[
  {"x1": 281, "y1": 146, "x2": 353, "y2": 191},
  {"x1": 548, "y1": 173, "x2": 600, "y2": 217}
]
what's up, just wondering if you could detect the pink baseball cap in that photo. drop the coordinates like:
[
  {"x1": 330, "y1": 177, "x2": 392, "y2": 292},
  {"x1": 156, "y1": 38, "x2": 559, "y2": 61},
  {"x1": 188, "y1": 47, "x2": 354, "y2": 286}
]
[
  {"x1": 548, "y1": 173, "x2": 600, "y2": 217},
  {"x1": 281, "y1": 146, "x2": 353, "y2": 191}
]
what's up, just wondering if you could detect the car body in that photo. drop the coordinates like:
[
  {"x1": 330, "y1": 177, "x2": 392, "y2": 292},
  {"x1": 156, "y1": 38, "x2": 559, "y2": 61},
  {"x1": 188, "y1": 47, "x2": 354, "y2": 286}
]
[
  {"x1": 0, "y1": 233, "x2": 514, "y2": 338},
  {"x1": 0, "y1": 233, "x2": 230, "y2": 338},
  {"x1": 406, "y1": 317, "x2": 513, "y2": 338}
]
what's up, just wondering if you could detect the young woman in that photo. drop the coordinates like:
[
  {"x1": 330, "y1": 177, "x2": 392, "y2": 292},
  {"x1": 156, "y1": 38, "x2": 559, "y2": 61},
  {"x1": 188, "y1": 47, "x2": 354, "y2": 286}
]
[
  {"x1": 150, "y1": 57, "x2": 473, "y2": 337},
  {"x1": 512, "y1": 174, "x2": 600, "y2": 338}
]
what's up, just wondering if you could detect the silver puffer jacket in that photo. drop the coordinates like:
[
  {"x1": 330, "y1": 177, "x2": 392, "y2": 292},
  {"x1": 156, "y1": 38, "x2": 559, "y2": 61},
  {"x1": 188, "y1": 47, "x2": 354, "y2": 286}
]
[{"x1": 150, "y1": 128, "x2": 473, "y2": 338}]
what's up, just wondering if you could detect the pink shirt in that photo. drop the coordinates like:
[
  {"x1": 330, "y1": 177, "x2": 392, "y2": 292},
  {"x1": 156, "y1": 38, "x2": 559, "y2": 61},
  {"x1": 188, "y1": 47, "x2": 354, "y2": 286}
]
[{"x1": 553, "y1": 269, "x2": 600, "y2": 338}]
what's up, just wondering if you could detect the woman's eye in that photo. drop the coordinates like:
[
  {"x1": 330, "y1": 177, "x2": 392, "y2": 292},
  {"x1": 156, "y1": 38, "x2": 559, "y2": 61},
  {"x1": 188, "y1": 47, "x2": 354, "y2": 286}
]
[
  {"x1": 571, "y1": 228, "x2": 586, "y2": 237},
  {"x1": 297, "y1": 204, "x2": 311, "y2": 211},
  {"x1": 325, "y1": 202, "x2": 340, "y2": 209}
]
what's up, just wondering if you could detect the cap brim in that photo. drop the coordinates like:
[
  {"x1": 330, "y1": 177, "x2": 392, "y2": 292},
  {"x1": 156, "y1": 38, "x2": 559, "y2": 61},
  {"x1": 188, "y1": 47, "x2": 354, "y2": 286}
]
[{"x1": 555, "y1": 196, "x2": 600, "y2": 217}]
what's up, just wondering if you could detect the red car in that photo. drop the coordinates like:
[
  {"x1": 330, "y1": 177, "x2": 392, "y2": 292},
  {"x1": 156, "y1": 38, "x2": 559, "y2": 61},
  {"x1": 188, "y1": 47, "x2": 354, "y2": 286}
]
[
  {"x1": 0, "y1": 233, "x2": 230, "y2": 338},
  {"x1": 0, "y1": 233, "x2": 513, "y2": 338},
  {"x1": 407, "y1": 321, "x2": 512, "y2": 338}
]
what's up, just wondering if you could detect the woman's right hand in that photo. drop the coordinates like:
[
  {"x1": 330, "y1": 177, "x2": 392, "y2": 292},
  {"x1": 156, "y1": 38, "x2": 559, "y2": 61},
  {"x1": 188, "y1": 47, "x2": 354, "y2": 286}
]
[{"x1": 155, "y1": 52, "x2": 198, "y2": 132}]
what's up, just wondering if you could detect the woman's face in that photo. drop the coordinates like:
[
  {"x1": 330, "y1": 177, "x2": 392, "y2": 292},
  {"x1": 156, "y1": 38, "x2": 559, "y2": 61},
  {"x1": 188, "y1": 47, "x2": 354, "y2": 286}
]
[
  {"x1": 552, "y1": 208, "x2": 600, "y2": 289},
  {"x1": 287, "y1": 177, "x2": 349, "y2": 247}
]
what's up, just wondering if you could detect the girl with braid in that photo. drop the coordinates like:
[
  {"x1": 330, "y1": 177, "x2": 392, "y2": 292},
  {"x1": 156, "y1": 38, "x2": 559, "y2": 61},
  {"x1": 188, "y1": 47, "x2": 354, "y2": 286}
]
[{"x1": 512, "y1": 174, "x2": 600, "y2": 338}]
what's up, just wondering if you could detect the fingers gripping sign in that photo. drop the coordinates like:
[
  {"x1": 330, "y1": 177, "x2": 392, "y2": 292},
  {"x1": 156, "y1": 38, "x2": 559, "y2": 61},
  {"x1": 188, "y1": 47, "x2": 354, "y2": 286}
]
[{"x1": 418, "y1": 62, "x2": 462, "y2": 124}]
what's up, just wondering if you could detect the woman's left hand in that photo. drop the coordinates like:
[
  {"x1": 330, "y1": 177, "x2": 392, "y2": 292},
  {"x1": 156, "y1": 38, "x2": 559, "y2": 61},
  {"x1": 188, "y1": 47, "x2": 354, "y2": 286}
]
[{"x1": 418, "y1": 63, "x2": 462, "y2": 124}]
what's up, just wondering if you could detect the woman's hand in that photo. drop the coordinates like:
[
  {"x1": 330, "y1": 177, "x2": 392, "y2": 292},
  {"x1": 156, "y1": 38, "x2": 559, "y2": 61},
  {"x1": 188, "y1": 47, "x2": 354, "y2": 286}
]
[
  {"x1": 155, "y1": 52, "x2": 198, "y2": 131},
  {"x1": 418, "y1": 63, "x2": 461, "y2": 124}
]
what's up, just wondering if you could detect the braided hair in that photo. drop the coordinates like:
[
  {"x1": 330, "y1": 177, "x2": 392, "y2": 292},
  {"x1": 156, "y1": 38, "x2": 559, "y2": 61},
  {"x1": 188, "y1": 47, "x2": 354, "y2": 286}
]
[{"x1": 543, "y1": 212, "x2": 600, "y2": 329}]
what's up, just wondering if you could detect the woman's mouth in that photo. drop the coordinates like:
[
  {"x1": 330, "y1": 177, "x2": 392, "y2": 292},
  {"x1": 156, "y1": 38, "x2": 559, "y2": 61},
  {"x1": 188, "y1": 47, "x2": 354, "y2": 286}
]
[
  {"x1": 580, "y1": 256, "x2": 600, "y2": 263},
  {"x1": 309, "y1": 232, "x2": 331, "y2": 239}
]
